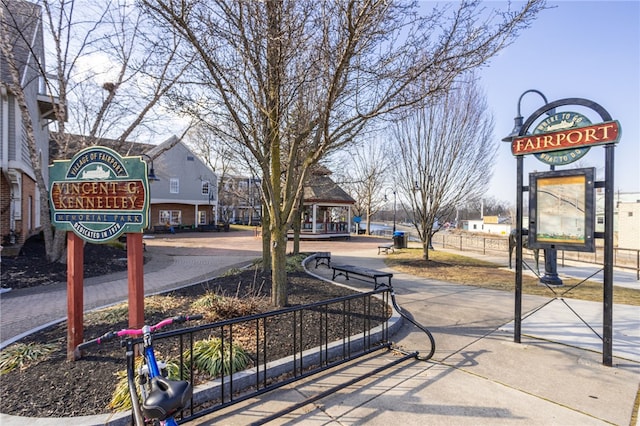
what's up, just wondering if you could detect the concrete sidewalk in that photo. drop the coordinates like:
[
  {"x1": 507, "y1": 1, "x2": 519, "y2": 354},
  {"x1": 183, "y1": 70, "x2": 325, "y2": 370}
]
[
  {"x1": 195, "y1": 246, "x2": 640, "y2": 425},
  {"x1": 1, "y1": 233, "x2": 639, "y2": 425}
]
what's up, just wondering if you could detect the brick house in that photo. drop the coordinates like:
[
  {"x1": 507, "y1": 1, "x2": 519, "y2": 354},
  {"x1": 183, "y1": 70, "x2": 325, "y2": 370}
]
[{"x1": 1, "y1": 1, "x2": 56, "y2": 251}]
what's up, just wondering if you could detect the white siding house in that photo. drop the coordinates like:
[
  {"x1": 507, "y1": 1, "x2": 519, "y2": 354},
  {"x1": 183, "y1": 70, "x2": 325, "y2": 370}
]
[{"x1": 144, "y1": 136, "x2": 218, "y2": 231}]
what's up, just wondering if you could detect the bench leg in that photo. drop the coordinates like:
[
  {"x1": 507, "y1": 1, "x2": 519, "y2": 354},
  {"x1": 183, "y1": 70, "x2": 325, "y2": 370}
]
[
  {"x1": 332, "y1": 270, "x2": 348, "y2": 281},
  {"x1": 315, "y1": 258, "x2": 330, "y2": 268}
]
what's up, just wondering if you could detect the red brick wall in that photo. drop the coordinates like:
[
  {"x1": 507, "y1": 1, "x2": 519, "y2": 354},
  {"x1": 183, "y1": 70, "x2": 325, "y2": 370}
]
[
  {"x1": 0, "y1": 173, "x2": 10, "y2": 241},
  {"x1": 21, "y1": 174, "x2": 37, "y2": 241},
  {"x1": 0, "y1": 172, "x2": 38, "y2": 245},
  {"x1": 149, "y1": 203, "x2": 197, "y2": 227}
]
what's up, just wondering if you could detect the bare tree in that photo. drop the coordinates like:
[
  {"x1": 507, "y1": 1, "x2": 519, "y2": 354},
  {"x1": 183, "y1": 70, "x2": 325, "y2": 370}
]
[
  {"x1": 0, "y1": 0, "x2": 190, "y2": 262},
  {"x1": 141, "y1": 0, "x2": 546, "y2": 306},
  {"x1": 338, "y1": 138, "x2": 391, "y2": 235},
  {"x1": 186, "y1": 122, "x2": 242, "y2": 224},
  {"x1": 392, "y1": 74, "x2": 496, "y2": 260}
]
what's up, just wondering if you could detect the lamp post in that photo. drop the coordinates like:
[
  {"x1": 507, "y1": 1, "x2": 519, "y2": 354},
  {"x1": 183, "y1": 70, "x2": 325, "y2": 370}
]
[
  {"x1": 502, "y1": 90, "x2": 563, "y2": 344},
  {"x1": 140, "y1": 153, "x2": 159, "y2": 181},
  {"x1": 502, "y1": 90, "x2": 562, "y2": 287},
  {"x1": 384, "y1": 189, "x2": 397, "y2": 233}
]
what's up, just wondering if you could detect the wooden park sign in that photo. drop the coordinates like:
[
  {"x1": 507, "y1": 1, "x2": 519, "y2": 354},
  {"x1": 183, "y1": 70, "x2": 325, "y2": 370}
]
[{"x1": 49, "y1": 146, "x2": 150, "y2": 359}]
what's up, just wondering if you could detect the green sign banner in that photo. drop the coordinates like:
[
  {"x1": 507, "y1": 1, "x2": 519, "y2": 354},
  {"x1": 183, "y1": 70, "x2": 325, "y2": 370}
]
[{"x1": 49, "y1": 146, "x2": 150, "y2": 243}]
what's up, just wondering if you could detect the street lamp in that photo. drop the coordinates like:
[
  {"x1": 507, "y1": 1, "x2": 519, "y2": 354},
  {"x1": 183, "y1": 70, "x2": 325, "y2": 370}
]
[
  {"x1": 140, "y1": 153, "x2": 160, "y2": 181},
  {"x1": 502, "y1": 89, "x2": 562, "y2": 297},
  {"x1": 384, "y1": 189, "x2": 397, "y2": 233},
  {"x1": 501, "y1": 89, "x2": 556, "y2": 143},
  {"x1": 502, "y1": 89, "x2": 562, "y2": 343}
]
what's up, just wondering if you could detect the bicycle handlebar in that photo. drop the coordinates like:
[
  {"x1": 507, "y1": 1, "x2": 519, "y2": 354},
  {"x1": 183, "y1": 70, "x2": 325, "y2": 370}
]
[{"x1": 76, "y1": 314, "x2": 203, "y2": 351}]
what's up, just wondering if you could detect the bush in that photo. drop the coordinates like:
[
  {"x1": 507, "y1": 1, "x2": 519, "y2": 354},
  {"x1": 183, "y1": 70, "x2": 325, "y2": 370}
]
[
  {"x1": 184, "y1": 337, "x2": 250, "y2": 378},
  {"x1": 191, "y1": 292, "x2": 266, "y2": 321},
  {"x1": 0, "y1": 342, "x2": 58, "y2": 375}
]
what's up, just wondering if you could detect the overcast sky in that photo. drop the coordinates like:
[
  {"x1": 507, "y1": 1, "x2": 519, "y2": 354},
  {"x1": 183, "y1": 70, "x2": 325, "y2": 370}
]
[{"x1": 478, "y1": 0, "x2": 639, "y2": 203}]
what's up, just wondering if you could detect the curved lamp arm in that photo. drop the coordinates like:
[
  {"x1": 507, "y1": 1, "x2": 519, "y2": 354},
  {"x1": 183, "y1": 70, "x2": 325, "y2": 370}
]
[{"x1": 140, "y1": 153, "x2": 159, "y2": 181}]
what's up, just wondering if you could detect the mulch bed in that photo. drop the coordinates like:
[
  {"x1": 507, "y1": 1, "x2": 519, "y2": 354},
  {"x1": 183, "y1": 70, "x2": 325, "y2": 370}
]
[
  {"x1": 1, "y1": 234, "x2": 131, "y2": 290},
  {"x1": 0, "y1": 239, "x2": 388, "y2": 418}
]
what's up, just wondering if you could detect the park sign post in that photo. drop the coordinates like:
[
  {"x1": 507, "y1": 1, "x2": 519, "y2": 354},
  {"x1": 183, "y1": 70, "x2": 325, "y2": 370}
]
[
  {"x1": 49, "y1": 146, "x2": 150, "y2": 360},
  {"x1": 505, "y1": 96, "x2": 620, "y2": 366},
  {"x1": 49, "y1": 146, "x2": 149, "y2": 241}
]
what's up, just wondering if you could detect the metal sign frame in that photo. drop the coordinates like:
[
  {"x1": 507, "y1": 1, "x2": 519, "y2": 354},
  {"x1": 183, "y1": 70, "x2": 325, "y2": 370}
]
[
  {"x1": 512, "y1": 97, "x2": 616, "y2": 366},
  {"x1": 528, "y1": 167, "x2": 596, "y2": 252}
]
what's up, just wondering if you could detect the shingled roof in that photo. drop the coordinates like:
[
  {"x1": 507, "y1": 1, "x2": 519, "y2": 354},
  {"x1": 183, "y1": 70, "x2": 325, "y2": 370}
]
[
  {"x1": 49, "y1": 133, "x2": 155, "y2": 161},
  {"x1": 1, "y1": 1, "x2": 42, "y2": 84},
  {"x1": 303, "y1": 167, "x2": 355, "y2": 204}
]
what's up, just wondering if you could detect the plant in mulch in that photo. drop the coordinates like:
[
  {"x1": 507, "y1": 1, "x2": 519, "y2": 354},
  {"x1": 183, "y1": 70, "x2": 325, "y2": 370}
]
[
  {"x1": 107, "y1": 338, "x2": 250, "y2": 412},
  {"x1": 0, "y1": 342, "x2": 58, "y2": 374},
  {"x1": 185, "y1": 337, "x2": 250, "y2": 377},
  {"x1": 191, "y1": 292, "x2": 267, "y2": 321}
]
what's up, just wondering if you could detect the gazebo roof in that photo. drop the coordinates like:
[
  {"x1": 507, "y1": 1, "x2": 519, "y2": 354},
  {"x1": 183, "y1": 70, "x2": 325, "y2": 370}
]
[{"x1": 303, "y1": 170, "x2": 355, "y2": 205}]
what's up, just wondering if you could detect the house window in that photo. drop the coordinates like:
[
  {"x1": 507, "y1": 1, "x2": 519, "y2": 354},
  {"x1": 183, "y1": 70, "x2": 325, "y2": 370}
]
[
  {"x1": 198, "y1": 211, "x2": 207, "y2": 225},
  {"x1": 201, "y1": 181, "x2": 210, "y2": 196},
  {"x1": 159, "y1": 210, "x2": 181, "y2": 225},
  {"x1": 170, "y1": 178, "x2": 179, "y2": 194}
]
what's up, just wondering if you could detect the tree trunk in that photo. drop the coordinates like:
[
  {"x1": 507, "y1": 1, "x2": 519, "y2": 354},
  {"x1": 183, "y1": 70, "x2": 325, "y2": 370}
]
[
  {"x1": 291, "y1": 195, "x2": 303, "y2": 255},
  {"x1": 48, "y1": 228, "x2": 68, "y2": 263},
  {"x1": 423, "y1": 242, "x2": 430, "y2": 261},
  {"x1": 291, "y1": 215, "x2": 300, "y2": 255},
  {"x1": 270, "y1": 227, "x2": 288, "y2": 307},
  {"x1": 261, "y1": 212, "x2": 271, "y2": 272}
]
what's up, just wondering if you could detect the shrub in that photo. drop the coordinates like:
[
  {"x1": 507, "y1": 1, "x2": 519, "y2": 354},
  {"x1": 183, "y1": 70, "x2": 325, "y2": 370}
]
[
  {"x1": 0, "y1": 342, "x2": 58, "y2": 375},
  {"x1": 85, "y1": 295, "x2": 183, "y2": 325},
  {"x1": 191, "y1": 292, "x2": 266, "y2": 321},
  {"x1": 184, "y1": 337, "x2": 250, "y2": 378}
]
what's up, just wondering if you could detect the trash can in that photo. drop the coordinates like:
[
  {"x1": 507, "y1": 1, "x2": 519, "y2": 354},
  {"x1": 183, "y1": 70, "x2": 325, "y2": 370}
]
[{"x1": 392, "y1": 231, "x2": 407, "y2": 249}]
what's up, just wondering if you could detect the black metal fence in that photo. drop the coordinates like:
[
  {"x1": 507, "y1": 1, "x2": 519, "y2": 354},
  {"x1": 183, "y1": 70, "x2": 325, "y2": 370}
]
[
  {"x1": 431, "y1": 232, "x2": 640, "y2": 279},
  {"x1": 127, "y1": 288, "x2": 396, "y2": 424}
]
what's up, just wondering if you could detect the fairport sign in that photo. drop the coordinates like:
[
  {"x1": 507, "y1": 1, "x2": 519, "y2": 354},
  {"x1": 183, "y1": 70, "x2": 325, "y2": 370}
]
[
  {"x1": 49, "y1": 146, "x2": 149, "y2": 243},
  {"x1": 511, "y1": 119, "x2": 620, "y2": 157}
]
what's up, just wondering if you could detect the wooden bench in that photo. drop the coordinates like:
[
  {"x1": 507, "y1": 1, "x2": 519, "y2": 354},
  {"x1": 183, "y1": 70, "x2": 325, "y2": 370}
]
[
  {"x1": 331, "y1": 264, "x2": 392, "y2": 289},
  {"x1": 153, "y1": 225, "x2": 174, "y2": 234},
  {"x1": 378, "y1": 243, "x2": 394, "y2": 255},
  {"x1": 313, "y1": 252, "x2": 331, "y2": 268}
]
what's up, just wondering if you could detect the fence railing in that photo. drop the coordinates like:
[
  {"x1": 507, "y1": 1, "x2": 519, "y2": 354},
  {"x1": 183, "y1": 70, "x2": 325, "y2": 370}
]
[
  {"x1": 120, "y1": 288, "x2": 396, "y2": 425},
  {"x1": 431, "y1": 232, "x2": 640, "y2": 280}
]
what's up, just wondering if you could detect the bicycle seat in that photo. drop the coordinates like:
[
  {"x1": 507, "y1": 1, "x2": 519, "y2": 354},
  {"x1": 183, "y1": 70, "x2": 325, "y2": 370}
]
[{"x1": 142, "y1": 376, "x2": 193, "y2": 421}]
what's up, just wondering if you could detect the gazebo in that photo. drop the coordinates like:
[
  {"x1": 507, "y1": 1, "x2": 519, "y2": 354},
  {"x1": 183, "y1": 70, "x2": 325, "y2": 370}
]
[{"x1": 295, "y1": 168, "x2": 355, "y2": 239}]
